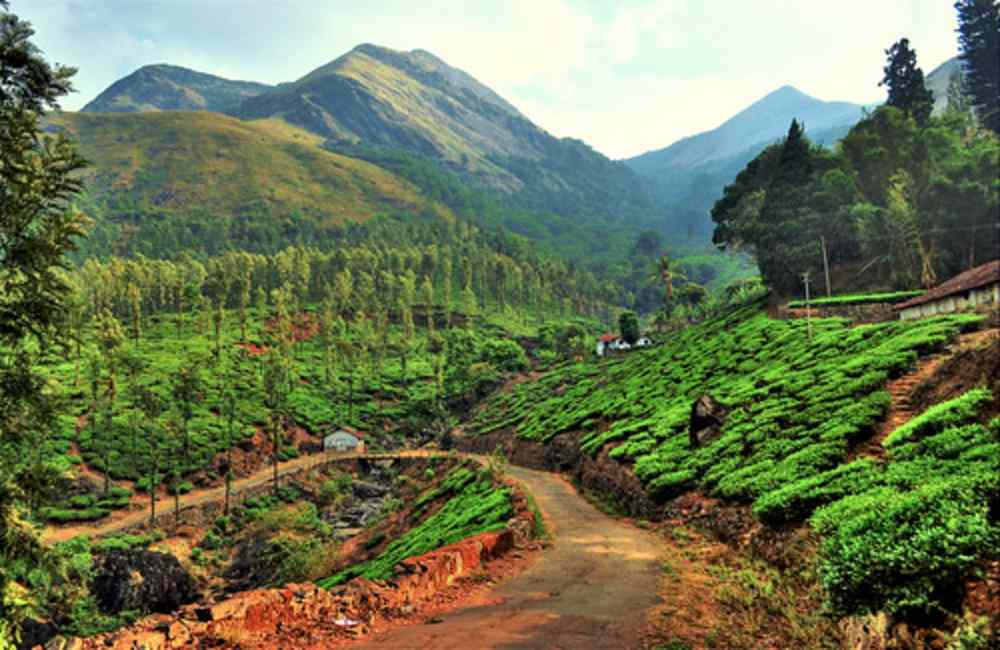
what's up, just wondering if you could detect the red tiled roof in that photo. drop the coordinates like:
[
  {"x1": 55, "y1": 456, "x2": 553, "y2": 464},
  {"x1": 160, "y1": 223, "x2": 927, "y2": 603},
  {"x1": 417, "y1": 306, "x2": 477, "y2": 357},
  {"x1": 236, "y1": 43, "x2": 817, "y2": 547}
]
[
  {"x1": 334, "y1": 425, "x2": 364, "y2": 438},
  {"x1": 894, "y1": 260, "x2": 1000, "y2": 310},
  {"x1": 598, "y1": 333, "x2": 619, "y2": 343}
]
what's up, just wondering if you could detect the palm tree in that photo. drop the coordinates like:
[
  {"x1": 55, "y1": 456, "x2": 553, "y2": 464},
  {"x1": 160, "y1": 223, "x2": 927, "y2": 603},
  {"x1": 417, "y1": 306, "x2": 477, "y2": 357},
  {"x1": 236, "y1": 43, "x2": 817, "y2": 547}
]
[{"x1": 651, "y1": 255, "x2": 687, "y2": 305}]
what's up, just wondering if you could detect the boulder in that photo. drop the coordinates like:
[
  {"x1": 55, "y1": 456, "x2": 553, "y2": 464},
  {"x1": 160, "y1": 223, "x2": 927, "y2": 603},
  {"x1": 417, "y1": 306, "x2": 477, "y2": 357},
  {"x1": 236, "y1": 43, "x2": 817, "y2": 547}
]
[
  {"x1": 688, "y1": 394, "x2": 728, "y2": 449},
  {"x1": 91, "y1": 550, "x2": 198, "y2": 615},
  {"x1": 352, "y1": 480, "x2": 389, "y2": 499},
  {"x1": 544, "y1": 433, "x2": 582, "y2": 471},
  {"x1": 18, "y1": 618, "x2": 56, "y2": 650}
]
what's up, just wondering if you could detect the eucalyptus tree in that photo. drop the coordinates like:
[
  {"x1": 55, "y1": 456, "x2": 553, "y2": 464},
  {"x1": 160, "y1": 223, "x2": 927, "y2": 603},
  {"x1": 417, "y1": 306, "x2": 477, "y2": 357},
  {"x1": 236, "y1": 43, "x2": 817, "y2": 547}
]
[
  {"x1": 212, "y1": 298, "x2": 224, "y2": 364},
  {"x1": 126, "y1": 283, "x2": 142, "y2": 346},
  {"x1": 440, "y1": 253, "x2": 453, "y2": 328},
  {"x1": 220, "y1": 354, "x2": 240, "y2": 516},
  {"x1": 171, "y1": 362, "x2": 203, "y2": 469},
  {"x1": 421, "y1": 276, "x2": 435, "y2": 333},
  {"x1": 94, "y1": 308, "x2": 125, "y2": 398},
  {"x1": 132, "y1": 385, "x2": 165, "y2": 524}
]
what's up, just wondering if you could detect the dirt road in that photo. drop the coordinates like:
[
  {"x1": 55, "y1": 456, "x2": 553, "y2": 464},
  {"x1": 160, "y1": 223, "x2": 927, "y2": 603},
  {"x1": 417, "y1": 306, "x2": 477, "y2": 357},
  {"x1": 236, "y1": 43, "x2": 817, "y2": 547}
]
[
  {"x1": 43, "y1": 450, "x2": 428, "y2": 544},
  {"x1": 354, "y1": 464, "x2": 664, "y2": 650}
]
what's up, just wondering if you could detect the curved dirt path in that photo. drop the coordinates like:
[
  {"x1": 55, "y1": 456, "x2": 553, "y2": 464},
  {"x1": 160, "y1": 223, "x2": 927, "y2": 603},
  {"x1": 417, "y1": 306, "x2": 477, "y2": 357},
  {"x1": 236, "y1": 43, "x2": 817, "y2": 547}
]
[
  {"x1": 354, "y1": 464, "x2": 664, "y2": 650},
  {"x1": 43, "y1": 450, "x2": 440, "y2": 544}
]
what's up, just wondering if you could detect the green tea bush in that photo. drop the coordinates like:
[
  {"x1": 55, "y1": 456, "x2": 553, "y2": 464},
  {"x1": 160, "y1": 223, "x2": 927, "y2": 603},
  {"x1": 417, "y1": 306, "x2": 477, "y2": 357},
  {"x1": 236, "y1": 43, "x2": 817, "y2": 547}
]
[
  {"x1": 816, "y1": 480, "x2": 995, "y2": 617},
  {"x1": 475, "y1": 308, "x2": 975, "y2": 519},
  {"x1": 787, "y1": 290, "x2": 923, "y2": 308},
  {"x1": 41, "y1": 507, "x2": 110, "y2": 523},
  {"x1": 474, "y1": 308, "x2": 996, "y2": 618},
  {"x1": 884, "y1": 389, "x2": 993, "y2": 448},
  {"x1": 319, "y1": 463, "x2": 513, "y2": 588}
]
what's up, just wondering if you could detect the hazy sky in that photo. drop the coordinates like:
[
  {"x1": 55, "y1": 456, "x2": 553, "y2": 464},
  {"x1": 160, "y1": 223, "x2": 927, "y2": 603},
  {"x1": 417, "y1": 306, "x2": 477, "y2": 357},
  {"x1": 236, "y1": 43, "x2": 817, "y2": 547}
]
[{"x1": 18, "y1": 1, "x2": 958, "y2": 159}]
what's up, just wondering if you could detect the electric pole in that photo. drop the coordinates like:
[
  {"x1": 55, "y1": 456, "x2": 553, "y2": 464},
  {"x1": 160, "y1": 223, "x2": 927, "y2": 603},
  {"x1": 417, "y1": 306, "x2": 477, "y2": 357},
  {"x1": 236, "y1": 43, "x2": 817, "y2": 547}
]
[
  {"x1": 802, "y1": 271, "x2": 813, "y2": 342},
  {"x1": 820, "y1": 236, "x2": 832, "y2": 297}
]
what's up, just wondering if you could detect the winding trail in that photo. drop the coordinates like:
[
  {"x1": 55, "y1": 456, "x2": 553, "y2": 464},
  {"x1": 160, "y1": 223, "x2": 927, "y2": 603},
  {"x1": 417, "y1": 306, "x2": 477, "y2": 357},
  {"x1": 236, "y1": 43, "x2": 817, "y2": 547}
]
[
  {"x1": 49, "y1": 452, "x2": 666, "y2": 648},
  {"x1": 354, "y1": 464, "x2": 664, "y2": 650},
  {"x1": 43, "y1": 450, "x2": 440, "y2": 544}
]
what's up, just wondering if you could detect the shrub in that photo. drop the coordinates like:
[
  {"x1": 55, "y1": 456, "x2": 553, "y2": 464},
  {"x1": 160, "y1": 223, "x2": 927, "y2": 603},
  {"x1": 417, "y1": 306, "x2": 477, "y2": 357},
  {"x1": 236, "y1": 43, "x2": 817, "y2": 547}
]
[
  {"x1": 885, "y1": 389, "x2": 993, "y2": 448},
  {"x1": 200, "y1": 531, "x2": 222, "y2": 550},
  {"x1": 816, "y1": 480, "x2": 995, "y2": 617},
  {"x1": 318, "y1": 474, "x2": 352, "y2": 508},
  {"x1": 168, "y1": 481, "x2": 194, "y2": 496},
  {"x1": 479, "y1": 338, "x2": 528, "y2": 372}
]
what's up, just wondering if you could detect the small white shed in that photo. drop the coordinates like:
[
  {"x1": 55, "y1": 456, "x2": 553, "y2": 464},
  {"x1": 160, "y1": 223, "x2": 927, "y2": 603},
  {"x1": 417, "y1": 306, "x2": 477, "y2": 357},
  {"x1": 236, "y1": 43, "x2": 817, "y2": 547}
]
[{"x1": 324, "y1": 429, "x2": 365, "y2": 453}]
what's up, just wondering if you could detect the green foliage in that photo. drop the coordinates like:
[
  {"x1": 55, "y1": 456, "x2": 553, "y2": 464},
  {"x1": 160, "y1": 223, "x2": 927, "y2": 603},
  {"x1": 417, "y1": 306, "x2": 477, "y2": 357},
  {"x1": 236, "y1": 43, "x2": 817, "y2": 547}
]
[
  {"x1": 318, "y1": 464, "x2": 513, "y2": 588},
  {"x1": 479, "y1": 308, "x2": 996, "y2": 618},
  {"x1": 618, "y1": 310, "x2": 640, "y2": 345},
  {"x1": 808, "y1": 389, "x2": 999, "y2": 617},
  {"x1": 883, "y1": 388, "x2": 993, "y2": 448},
  {"x1": 955, "y1": 0, "x2": 1000, "y2": 134},
  {"x1": 816, "y1": 481, "x2": 995, "y2": 617},
  {"x1": 880, "y1": 38, "x2": 935, "y2": 126},
  {"x1": 712, "y1": 93, "x2": 999, "y2": 295},
  {"x1": 0, "y1": 3, "x2": 91, "y2": 639},
  {"x1": 786, "y1": 290, "x2": 923, "y2": 308},
  {"x1": 318, "y1": 473, "x2": 353, "y2": 508},
  {"x1": 478, "y1": 338, "x2": 528, "y2": 372}
]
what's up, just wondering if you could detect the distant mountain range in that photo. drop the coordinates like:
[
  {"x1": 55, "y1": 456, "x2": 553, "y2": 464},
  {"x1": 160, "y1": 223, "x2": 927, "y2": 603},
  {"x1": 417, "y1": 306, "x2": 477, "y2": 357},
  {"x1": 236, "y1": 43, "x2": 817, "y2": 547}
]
[
  {"x1": 77, "y1": 47, "x2": 962, "y2": 252},
  {"x1": 623, "y1": 57, "x2": 959, "y2": 239},
  {"x1": 622, "y1": 86, "x2": 866, "y2": 239},
  {"x1": 82, "y1": 45, "x2": 653, "y2": 224}
]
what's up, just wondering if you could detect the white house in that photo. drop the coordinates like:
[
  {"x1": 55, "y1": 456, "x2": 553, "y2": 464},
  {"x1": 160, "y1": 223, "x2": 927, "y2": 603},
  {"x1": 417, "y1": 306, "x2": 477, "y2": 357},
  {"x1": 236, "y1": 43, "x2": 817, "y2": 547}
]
[
  {"x1": 596, "y1": 333, "x2": 618, "y2": 356},
  {"x1": 324, "y1": 427, "x2": 365, "y2": 453},
  {"x1": 895, "y1": 260, "x2": 1000, "y2": 320},
  {"x1": 597, "y1": 333, "x2": 652, "y2": 356}
]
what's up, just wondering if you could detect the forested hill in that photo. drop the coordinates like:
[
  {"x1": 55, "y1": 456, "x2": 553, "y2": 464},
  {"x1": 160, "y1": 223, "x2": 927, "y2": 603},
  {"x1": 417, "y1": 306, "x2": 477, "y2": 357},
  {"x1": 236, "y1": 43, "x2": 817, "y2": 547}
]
[
  {"x1": 81, "y1": 64, "x2": 272, "y2": 113},
  {"x1": 46, "y1": 111, "x2": 456, "y2": 258}
]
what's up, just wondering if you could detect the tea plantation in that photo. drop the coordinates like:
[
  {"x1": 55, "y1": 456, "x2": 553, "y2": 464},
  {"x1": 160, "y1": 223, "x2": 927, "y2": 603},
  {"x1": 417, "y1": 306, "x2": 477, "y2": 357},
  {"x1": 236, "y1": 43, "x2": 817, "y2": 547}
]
[
  {"x1": 317, "y1": 463, "x2": 513, "y2": 587},
  {"x1": 36, "y1": 306, "x2": 534, "y2": 523},
  {"x1": 473, "y1": 306, "x2": 998, "y2": 617}
]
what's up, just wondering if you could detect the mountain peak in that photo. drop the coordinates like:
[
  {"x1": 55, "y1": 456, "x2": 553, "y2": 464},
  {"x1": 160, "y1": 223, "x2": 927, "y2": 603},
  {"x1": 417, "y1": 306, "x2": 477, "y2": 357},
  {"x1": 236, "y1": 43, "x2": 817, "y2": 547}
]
[
  {"x1": 82, "y1": 64, "x2": 271, "y2": 114},
  {"x1": 626, "y1": 85, "x2": 864, "y2": 173}
]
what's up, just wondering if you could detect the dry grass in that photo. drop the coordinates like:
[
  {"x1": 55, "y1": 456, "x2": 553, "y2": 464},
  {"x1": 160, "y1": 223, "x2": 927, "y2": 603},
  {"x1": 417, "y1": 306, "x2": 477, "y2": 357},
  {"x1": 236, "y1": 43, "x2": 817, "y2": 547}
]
[{"x1": 648, "y1": 524, "x2": 840, "y2": 650}]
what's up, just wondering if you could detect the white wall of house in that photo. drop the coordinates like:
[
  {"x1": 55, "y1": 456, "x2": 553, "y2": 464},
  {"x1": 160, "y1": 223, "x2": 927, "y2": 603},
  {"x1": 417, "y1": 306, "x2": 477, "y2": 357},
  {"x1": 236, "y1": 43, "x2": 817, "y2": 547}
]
[
  {"x1": 324, "y1": 431, "x2": 361, "y2": 451},
  {"x1": 899, "y1": 282, "x2": 999, "y2": 320}
]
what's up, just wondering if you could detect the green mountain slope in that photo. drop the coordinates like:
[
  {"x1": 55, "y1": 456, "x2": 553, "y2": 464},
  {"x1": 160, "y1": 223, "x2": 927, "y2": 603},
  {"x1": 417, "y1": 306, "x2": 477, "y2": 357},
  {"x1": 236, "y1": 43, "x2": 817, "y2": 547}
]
[
  {"x1": 231, "y1": 44, "x2": 654, "y2": 219},
  {"x1": 46, "y1": 111, "x2": 454, "y2": 256},
  {"x1": 473, "y1": 305, "x2": 997, "y2": 620},
  {"x1": 81, "y1": 64, "x2": 272, "y2": 113}
]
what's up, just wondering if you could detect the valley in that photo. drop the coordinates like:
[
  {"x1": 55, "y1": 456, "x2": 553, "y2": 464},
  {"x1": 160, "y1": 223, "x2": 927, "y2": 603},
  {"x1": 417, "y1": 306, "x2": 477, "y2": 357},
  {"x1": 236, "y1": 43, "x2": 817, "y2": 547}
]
[{"x1": 3, "y1": 2, "x2": 999, "y2": 649}]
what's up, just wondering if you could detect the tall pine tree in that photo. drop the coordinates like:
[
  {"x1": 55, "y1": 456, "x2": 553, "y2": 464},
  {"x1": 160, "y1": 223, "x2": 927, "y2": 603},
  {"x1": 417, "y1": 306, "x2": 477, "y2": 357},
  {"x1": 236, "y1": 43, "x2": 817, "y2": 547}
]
[
  {"x1": 880, "y1": 38, "x2": 935, "y2": 126},
  {"x1": 955, "y1": 0, "x2": 1000, "y2": 134}
]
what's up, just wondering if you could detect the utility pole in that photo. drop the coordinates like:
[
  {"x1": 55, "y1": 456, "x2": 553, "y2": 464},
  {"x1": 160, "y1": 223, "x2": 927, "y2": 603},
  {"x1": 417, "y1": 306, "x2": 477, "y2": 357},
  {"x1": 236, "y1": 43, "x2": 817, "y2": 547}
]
[
  {"x1": 801, "y1": 271, "x2": 813, "y2": 342},
  {"x1": 820, "y1": 236, "x2": 832, "y2": 297}
]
